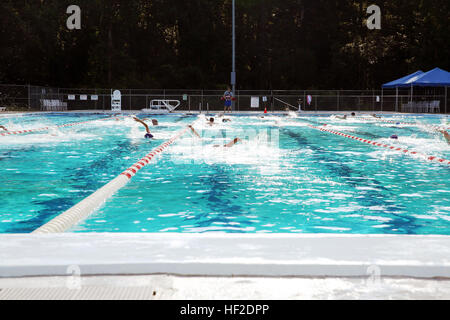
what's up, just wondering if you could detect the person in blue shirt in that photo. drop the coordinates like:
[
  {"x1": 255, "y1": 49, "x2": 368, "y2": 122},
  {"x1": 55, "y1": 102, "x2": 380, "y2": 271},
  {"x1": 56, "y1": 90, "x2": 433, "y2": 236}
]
[{"x1": 223, "y1": 86, "x2": 233, "y2": 113}]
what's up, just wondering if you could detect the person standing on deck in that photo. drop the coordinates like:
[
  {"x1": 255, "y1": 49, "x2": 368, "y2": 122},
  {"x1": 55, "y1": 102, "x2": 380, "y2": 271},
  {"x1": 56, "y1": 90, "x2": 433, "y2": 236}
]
[{"x1": 223, "y1": 86, "x2": 234, "y2": 113}]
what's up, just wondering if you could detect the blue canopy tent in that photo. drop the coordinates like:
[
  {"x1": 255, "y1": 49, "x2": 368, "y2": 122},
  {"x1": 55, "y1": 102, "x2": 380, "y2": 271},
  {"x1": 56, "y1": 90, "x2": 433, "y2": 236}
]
[
  {"x1": 382, "y1": 71, "x2": 424, "y2": 89},
  {"x1": 382, "y1": 71, "x2": 424, "y2": 111},
  {"x1": 408, "y1": 67, "x2": 450, "y2": 87},
  {"x1": 382, "y1": 68, "x2": 450, "y2": 113}
]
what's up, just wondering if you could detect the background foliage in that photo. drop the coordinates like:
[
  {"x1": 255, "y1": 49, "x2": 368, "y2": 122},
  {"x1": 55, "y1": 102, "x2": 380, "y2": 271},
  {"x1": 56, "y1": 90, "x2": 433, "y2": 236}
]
[{"x1": 0, "y1": 0, "x2": 449, "y2": 89}]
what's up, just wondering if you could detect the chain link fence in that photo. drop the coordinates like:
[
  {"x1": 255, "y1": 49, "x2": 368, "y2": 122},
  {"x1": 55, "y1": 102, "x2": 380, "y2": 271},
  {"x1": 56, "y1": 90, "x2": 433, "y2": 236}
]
[{"x1": 1, "y1": 84, "x2": 448, "y2": 114}]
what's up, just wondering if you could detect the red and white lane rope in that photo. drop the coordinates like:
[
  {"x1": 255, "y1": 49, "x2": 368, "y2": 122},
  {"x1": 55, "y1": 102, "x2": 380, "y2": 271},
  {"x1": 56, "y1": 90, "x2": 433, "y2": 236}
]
[
  {"x1": 308, "y1": 124, "x2": 450, "y2": 166},
  {"x1": 33, "y1": 124, "x2": 192, "y2": 234},
  {"x1": 0, "y1": 116, "x2": 121, "y2": 137},
  {"x1": 120, "y1": 126, "x2": 190, "y2": 179},
  {"x1": 355, "y1": 117, "x2": 449, "y2": 131}
]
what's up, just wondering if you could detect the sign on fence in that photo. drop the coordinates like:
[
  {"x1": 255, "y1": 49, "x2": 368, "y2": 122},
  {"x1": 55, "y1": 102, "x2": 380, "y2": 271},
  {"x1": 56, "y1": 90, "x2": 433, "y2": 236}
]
[
  {"x1": 111, "y1": 90, "x2": 122, "y2": 111},
  {"x1": 251, "y1": 96, "x2": 260, "y2": 108}
]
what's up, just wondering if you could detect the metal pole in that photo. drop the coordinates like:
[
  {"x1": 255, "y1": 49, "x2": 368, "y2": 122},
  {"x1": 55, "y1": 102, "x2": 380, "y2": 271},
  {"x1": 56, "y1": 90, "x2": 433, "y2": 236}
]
[
  {"x1": 28, "y1": 84, "x2": 31, "y2": 110},
  {"x1": 337, "y1": 90, "x2": 339, "y2": 111},
  {"x1": 372, "y1": 89, "x2": 375, "y2": 111},
  {"x1": 231, "y1": 0, "x2": 236, "y2": 111},
  {"x1": 271, "y1": 90, "x2": 274, "y2": 112},
  {"x1": 445, "y1": 86, "x2": 448, "y2": 114},
  {"x1": 395, "y1": 87, "x2": 398, "y2": 112},
  {"x1": 303, "y1": 91, "x2": 306, "y2": 111}
]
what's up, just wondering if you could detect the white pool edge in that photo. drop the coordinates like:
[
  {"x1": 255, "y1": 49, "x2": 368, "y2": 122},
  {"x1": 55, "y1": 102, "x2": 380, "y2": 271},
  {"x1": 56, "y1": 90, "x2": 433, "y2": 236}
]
[{"x1": 1, "y1": 233, "x2": 449, "y2": 279}]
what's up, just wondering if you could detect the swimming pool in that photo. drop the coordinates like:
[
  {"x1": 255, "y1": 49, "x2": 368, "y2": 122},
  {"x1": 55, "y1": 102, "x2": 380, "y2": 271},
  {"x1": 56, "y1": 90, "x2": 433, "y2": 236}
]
[{"x1": 0, "y1": 113, "x2": 449, "y2": 234}]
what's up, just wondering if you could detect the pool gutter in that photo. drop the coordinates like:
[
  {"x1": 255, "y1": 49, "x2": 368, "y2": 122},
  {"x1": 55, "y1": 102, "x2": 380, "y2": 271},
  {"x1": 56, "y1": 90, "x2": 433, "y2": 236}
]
[{"x1": 1, "y1": 233, "x2": 449, "y2": 279}]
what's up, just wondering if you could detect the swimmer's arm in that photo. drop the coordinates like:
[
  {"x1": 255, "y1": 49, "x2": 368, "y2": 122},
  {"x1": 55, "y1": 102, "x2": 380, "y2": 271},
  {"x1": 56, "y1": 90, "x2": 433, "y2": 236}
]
[
  {"x1": 133, "y1": 117, "x2": 150, "y2": 133},
  {"x1": 188, "y1": 125, "x2": 201, "y2": 139},
  {"x1": 441, "y1": 130, "x2": 450, "y2": 144},
  {"x1": 214, "y1": 138, "x2": 242, "y2": 148},
  {"x1": 224, "y1": 138, "x2": 241, "y2": 148}
]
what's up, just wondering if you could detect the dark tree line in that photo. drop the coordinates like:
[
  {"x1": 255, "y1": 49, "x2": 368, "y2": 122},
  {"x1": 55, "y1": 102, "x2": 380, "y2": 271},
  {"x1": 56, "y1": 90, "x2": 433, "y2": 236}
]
[{"x1": 0, "y1": 0, "x2": 449, "y2": 89}]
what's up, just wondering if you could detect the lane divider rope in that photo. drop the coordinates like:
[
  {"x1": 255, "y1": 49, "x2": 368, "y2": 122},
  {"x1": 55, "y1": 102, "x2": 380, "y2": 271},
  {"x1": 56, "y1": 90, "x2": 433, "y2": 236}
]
[
  {"x1": 355, "y1": 117, "x2": 449, "y2": 131},
  {"x1": 32, "y1": 124, "x2": 192, "y2": 234},
  {"x1": 308, "y1": 124, "x2": 450, "y2": 166},
  {"x1": 0, "y1": 116, "x2": 123, "y2": 137}
]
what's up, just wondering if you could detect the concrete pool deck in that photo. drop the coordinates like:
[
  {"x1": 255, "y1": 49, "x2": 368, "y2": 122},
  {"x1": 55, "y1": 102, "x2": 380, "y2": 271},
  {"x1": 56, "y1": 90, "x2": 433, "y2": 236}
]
[
  {"x1": 1, "y1": 234, "x2": 450, "y2": 278},
  {"x1": 1, "y1": 234, "x2": 450, "y2": 299},
  {"x1": 1, "y1": 275, "x2": 450, "y2": 300}
]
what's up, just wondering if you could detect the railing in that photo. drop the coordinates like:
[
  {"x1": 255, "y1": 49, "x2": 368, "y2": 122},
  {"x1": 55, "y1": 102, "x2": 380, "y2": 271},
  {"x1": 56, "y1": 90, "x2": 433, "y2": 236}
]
[
  {"x1": 144, "y1": 99, "x2": 181, "y2": 112},
  {"x1": 1, "y1": 85, "x2": 449, "y2": 114}
]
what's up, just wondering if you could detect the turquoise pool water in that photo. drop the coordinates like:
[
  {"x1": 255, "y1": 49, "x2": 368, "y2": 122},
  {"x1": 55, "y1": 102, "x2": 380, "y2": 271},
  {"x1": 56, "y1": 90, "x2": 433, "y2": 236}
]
[{"x1": 0, "y1": 113, "x2": 449, "y2": 234}]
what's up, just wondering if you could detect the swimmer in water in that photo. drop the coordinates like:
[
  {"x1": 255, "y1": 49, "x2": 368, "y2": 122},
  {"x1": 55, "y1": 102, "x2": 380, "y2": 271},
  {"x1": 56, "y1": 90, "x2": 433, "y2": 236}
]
[
  {"x1": 336, "y1": 112, "x2": 355, "y2": 120},
  {"x1": 213, "y1": 137, "x2": 242, "y2": 148},
  {"x1": 142, "y1": 118, "x2": 159, "y2": 126},
  {"x1": 390, "y1": 135, "x2": 399, "y2": 140},
  {"x1": 133, "y1": 117, "x2": 154, "y2": 139},
  {"x1": 109, "y1": 113, "x2": 120, "y2": 118},
  {"x1": 0, "y1": 125, "x2": 7, "y2": 131},
  {"x1": 372, "y1": 114, "x2": 381, "y2": 119},
  {"x1": 188, "y1": 125, "x2": 241, "y2": 147},
  {"x1": 110, "y1": 113, "x2": 121, "y2": 121},
  {"x1": 188, "y1": 125, "x2": 201, "y2": 138},
  {"x1": 438, "y1": 130, "x2": 450, "y2": 145},
  {"x1": 207, "y1": 118, "x2": 215, "y2": 126}
]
